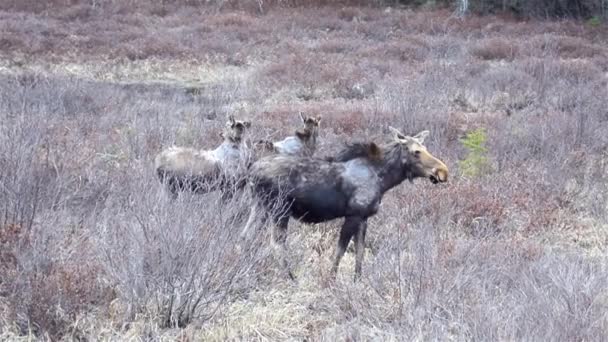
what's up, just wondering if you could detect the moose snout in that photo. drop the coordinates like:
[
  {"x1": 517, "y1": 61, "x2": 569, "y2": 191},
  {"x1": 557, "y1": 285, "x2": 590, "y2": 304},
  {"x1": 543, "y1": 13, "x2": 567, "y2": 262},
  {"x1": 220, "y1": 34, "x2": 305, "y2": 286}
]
[{"x1": 431, "y1": 166, "x2": 448, "y2": 183}]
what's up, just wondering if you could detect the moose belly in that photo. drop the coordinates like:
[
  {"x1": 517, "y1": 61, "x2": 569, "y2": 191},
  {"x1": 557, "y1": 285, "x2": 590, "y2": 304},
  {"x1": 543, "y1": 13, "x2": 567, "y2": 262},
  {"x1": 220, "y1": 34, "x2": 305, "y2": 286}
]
[{"x1": 290, "y1": 188, "x2": 348, "y2": 223}]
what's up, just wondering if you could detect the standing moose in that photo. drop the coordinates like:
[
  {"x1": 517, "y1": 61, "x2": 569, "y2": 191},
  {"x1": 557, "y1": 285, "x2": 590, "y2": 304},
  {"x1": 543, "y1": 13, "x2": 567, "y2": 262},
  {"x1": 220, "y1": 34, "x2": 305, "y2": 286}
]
[
  {"x1": 242, "y1": 126, "x2": 448, "y2": 280},
  {"x1": 155, "y1": 115, "x2": 252, "y2": 199}
]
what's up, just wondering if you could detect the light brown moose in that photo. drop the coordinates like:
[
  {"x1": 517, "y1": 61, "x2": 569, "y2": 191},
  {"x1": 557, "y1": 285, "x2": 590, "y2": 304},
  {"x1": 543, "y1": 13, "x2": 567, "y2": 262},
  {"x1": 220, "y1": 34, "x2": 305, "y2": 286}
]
[
  {"x1": 154, "y1": 115, "x2": 252, "y2": 199},
  {"x1": 257, "y1": 112, "x2": 322, "y2": 157}
]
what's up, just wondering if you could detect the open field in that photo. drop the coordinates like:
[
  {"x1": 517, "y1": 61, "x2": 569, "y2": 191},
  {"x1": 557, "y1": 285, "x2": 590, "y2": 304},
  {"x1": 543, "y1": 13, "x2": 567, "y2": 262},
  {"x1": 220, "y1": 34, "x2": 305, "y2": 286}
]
[{"x1": 1, "y1": 2, "x2": 608, "y2": 340}]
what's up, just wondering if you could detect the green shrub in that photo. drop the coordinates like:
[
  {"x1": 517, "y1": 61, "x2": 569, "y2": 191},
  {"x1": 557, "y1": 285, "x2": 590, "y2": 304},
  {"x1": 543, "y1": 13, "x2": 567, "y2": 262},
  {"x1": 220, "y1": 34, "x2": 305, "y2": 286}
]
[
  {"x1": 587, "y1": 16, "x2": 602, "y2": 26},
  {"x1": 459, "y1": 128, "x2": 493, "y2": 178}
]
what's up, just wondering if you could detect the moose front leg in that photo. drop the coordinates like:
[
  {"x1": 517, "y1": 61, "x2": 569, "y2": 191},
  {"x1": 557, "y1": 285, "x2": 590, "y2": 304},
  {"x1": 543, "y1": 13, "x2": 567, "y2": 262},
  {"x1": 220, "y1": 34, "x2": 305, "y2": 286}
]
[
  {"x1": 221, "y1": 176, "x2": 248, "y2": 203},
  {"x1": 167, "y1": 179, "x2": 180, "y2": 200},
  {"x1": 331, "y1": 216, "x2": 362, "y2": 278},
  {"x1": 271, "y1": 215, "x2": 295, "y2": 280},
  {"x1": 353, "y1": 219, "x2": 368, "y2": 281},
  {"x1": 239, "y1": 201, "x2": 264, "y2": 240}
]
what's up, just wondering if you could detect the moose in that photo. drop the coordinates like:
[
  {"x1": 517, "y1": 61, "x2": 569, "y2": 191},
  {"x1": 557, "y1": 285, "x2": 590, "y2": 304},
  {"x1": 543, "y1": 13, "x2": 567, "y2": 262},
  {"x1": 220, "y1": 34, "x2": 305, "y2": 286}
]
[
  {"x1": 257, "y1": 112, "x2": 322, "y2": 157},
  {"x1": 242, "y1": 126, "x2": 448, "y2": 280},
  {"x1": 154, "y1": 115, "x2": 252, "y2": 199}
]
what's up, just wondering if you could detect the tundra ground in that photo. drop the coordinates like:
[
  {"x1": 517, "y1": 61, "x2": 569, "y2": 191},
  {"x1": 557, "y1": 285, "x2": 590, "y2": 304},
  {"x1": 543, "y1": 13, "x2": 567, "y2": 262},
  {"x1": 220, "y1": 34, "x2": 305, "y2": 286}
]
[{"x1": 0, "y1": 3, "x2": 607, "y2": 340}]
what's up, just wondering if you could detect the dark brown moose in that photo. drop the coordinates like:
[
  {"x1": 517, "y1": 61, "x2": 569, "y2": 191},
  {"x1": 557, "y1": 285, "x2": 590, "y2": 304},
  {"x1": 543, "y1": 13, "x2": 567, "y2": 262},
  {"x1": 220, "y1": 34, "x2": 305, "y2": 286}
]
[{"x1": 242, "y1": 126, "x2": 448, "y2": 280}]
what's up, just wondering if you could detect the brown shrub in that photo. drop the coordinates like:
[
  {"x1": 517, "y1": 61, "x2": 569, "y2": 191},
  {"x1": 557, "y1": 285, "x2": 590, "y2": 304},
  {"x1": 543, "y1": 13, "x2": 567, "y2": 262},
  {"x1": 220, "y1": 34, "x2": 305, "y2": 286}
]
[
  {"x1": 509, "y1": 179, "x2": 577, "y2": 233},
  {"x1": 316, "y1": 39, "x2": 358, "y2": 54},
  {"x1": 0, "y1": 224, "x2": 25, "y2": 277},
  {"x1": 257, "y1": 53, "x2": 316, "y2": 88},
  {"x1": 589, "y1": 54, "x2": 608, "y2": 72},
  {"x1": 0, "y1": 223, "x2": 23, "y2": 245},
  {"x1": 115, "y1": 37, "x2": 188, "y2": 61},
  {"x1": 258, "y1": 108, "x2": 300, "y2": 128},
  {"x1": 520, "y1": 57, "x2": 603, "y2": 85},
  {"x1": 0, "y1": 224, "x2": 109, "y2": 339},
  {"x1": 471, "y1": 38, "x2": 519, "y2": 61},
  {"x1": 21, "y1": 262, "x2": 111, "y2": 339},
  {"x1": 332, "y1": 79, "x2": 375, "y2": 100},
  {"x1": 397, "y1": 9, "x2": 453, "y2": 34},
  {"x1": 465, "y1": 0, "x2": 604, "y2": 18},
  {"x1": 453, "y1": 184, "x2": 506, "y2": 235},
  {"x1": 377, "y1": 37, "x2": 430, "y2": 62},
  {"x1": 0, "y1": 0, "x2": 75, "y2": 13},
  {"x1": 338, "y1": 6, "x2": 361, "y2": 21},
  {"x1": 533, "y1": 35, "x2": 604, "y2": 59},
  {"x1": 257, "y1": 51, "x2": 371, "y2": 100},
  {"x1": 554, "y1": 59, "x2": 603, "y2": 82},
  {"x1": 525, "y1": 204, "x2": 563, "y2": 232},
  {"x1": 337, "y1": 6, "x2": 378, "y2": 22},
  {"x1": 0, "y1": 36, "x2": 27, "y2": 51},
  {"x1": 324, "y1": 109, "x2": 366, "y2": 134},
  {"x1": 208, "y1": 11, "x2": 258, "y2": 27},
  {"x1": 51, "y1": 4, "x2": 95, "y2": 21}
]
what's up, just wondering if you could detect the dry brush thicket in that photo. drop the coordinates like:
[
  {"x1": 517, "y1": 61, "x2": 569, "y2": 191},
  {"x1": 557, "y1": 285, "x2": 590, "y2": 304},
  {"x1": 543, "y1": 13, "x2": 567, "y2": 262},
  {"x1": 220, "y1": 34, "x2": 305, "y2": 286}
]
[{"x1": 1, "y1": 3, "x2": 607, "y2": 341}]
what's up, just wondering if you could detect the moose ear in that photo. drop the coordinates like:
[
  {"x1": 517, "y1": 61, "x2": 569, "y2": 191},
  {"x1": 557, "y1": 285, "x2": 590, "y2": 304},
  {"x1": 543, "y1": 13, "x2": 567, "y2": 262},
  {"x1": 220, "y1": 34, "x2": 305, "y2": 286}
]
[
  {"x1": 316, "y1": 115, "x2": 322, "y2": 125},
  {"x1": 299, "y1": 111, "x2": 306, "y2": 123},
  {"x1": 243, "y1": 121, "x2": 251, "y2": 128},
  {"x1": 413, "y1": 130, "x2": 430, "y2": 144},
  {"x1": 227, "y1": 115, "x2": 236, "y2": 126},
  {"x1": 388, "y1": 126, "x2": 406, "y2": 140}
]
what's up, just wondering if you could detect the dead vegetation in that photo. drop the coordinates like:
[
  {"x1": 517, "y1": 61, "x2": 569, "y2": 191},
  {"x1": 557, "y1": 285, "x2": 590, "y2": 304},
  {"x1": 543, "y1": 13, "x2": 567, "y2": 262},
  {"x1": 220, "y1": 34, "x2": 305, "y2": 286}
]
[{"x1": 0, "y1": 2, "x2": 607, "y2": 340}]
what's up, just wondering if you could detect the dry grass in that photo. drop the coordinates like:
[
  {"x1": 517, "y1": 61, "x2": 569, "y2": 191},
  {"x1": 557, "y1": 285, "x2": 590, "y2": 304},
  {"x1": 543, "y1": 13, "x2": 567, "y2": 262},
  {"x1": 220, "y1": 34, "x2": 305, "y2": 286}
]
[{"x1": 0, "y1": 2, "x2": 607, "y2": 341}]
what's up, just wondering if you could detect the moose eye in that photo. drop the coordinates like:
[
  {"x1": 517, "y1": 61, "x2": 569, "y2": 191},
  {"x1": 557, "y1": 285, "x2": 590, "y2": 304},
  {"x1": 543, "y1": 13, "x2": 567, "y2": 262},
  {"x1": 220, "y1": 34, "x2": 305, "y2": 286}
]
[{"x1": 414, "y1": 150, "x2": 421, "y2": 158}]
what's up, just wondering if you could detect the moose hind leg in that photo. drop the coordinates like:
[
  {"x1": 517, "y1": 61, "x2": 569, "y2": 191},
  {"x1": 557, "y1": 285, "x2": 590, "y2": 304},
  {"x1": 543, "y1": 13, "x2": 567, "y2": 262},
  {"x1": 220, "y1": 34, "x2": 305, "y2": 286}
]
[
  {"x1": 166, "y1": 178, "x2": 180, "y2": 199},
  {"x1": 271, "y1": 215, "x2": 295, "y2": 280},
  {"x1": 331, "y1": 216, "x2": 361, "y2": 277},
  {"x1": 353, "y1": 220, "x2": 368, "y2": 281}
]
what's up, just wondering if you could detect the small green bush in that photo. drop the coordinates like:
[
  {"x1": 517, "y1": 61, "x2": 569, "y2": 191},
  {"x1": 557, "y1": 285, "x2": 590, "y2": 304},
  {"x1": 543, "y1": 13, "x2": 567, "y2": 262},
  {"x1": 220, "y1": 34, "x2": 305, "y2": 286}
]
[
  {"x1": 587, "y1": 16, "x2": 602, "y2": 26},
  {"x1": 459, "y1": 128, "x2": 493, "y2": 178}
]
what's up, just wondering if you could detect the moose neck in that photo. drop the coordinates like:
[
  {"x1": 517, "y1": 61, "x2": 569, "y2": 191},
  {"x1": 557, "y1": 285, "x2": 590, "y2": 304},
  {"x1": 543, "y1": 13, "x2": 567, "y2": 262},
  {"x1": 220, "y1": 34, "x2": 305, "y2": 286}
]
[
  {"x1": 296, "y1": 129, "x2": 318, "y2": 152},
  {"x1": 224, "y1": 134, "x2": 242, "y2": 145},
  {"x1": 305, "y1": 132, "x2": 317, "y2": 152},
  {"x1": 376, "y1": 143, "x2": 409, "y2": 194}
]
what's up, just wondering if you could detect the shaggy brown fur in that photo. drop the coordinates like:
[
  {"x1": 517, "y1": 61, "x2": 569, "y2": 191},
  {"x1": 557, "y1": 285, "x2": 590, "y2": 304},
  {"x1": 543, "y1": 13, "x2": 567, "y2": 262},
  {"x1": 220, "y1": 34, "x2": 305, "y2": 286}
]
[
  {"x1": 324, "y1": 142, "x2": 383, "y2": 163},
  {"x1": 154, "y1": 115, "x2": 252, "y2": 199}
]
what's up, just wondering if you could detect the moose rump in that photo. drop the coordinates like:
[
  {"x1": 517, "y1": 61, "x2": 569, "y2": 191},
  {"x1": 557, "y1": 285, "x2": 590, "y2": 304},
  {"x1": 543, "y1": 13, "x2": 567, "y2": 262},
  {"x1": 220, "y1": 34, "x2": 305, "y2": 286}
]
[{"x1": 155, "y1": 147, "x2": 224, "y2": 197}]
